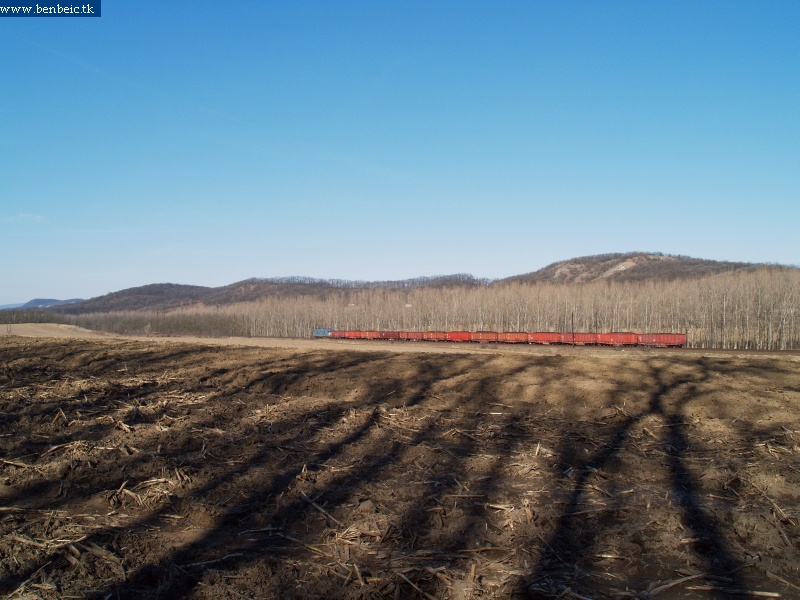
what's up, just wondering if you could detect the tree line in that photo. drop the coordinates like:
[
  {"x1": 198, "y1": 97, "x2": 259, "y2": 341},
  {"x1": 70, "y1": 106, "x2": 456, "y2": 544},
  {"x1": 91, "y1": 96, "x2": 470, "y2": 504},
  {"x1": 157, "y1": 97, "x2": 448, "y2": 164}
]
[{"x1": 2, "y1": 268, "x2": 797, "y2": 350}]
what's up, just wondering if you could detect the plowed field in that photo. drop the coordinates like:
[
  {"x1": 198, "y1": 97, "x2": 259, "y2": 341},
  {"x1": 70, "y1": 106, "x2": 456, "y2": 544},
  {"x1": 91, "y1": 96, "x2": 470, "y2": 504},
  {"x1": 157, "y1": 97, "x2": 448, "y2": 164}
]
[{"x1": 1, "y1": 330, "x2": 799, "y2": 599}]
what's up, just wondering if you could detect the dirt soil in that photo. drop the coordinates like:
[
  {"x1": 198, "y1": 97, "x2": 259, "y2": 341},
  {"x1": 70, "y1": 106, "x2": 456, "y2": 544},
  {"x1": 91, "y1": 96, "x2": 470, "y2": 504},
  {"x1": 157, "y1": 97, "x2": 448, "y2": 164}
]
[{"x1": 1, "y1": 328, "x2": 799, "y2": 599}]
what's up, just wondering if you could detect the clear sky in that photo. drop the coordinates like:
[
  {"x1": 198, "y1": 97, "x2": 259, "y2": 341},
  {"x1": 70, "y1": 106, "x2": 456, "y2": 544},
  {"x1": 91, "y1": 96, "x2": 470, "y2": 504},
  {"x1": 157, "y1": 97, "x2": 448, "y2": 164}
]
[{"x1": 1, "y1": 1, "x2": 798, "y2": 304}]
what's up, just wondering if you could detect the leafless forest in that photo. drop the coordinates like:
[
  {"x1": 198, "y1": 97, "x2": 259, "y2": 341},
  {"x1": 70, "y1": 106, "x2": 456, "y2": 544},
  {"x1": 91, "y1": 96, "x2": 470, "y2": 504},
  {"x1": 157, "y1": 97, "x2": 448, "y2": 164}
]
[{"x1": 11, "y1": 268, "x2": 795, "y2": 350}]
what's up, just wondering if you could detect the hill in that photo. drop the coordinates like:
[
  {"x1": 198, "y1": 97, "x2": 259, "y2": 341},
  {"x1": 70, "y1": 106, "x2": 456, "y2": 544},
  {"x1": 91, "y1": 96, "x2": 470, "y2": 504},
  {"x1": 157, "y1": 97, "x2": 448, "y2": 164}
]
[
  {"x1": 50, "y1": 275, "x2": 489, "y2": 314},
  {"x1": 500, "y1": 252, "x2": 774, "y2": 285},
  {"x1": 50, "y1": 283, "x2": 211, "y2": 313},
  {"x1": 45, "y1": 252, "x2": 796, "y2": 314},
  {"x1": 20, "y1": 298, "x2": 84, "y2": 309}
]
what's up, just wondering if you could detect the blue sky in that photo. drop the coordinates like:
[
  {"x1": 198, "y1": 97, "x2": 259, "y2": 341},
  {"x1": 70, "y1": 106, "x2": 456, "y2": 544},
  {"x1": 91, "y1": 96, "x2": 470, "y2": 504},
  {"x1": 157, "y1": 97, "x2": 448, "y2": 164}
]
[{"x1": 1, "y1": 1, "x2": 798, "y2": 304}]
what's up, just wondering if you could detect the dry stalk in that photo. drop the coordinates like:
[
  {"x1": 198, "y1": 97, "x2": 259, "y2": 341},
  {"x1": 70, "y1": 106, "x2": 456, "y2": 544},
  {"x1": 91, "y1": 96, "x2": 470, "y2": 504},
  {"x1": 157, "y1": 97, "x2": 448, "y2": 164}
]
[
  {"x1": 395, "y1": 570, "x2": 437, "y2": 600},
  {"x1": 769, "y1": 513, "x2": 792, "y2": 548},
  {"x1": 765, "y1": 571, "x2": 800, "y2": 592},
  {"x1": 180, "y1": 552, "x2": 244, "y2": 569},
  {"x1": 424, "y1": 566, "x2": 453, "y2": 585},
  {"x1": 132, "y1": 478, "x2": 172, "y2": 490},
  {"x1": 445, "y1": 493, "x2": 484, "y2": 499},
  {"x1": 42, "y1": 440, "x2": 86, "y2": 456},
  {"x1": 2, "y1": 458, "x2": 37, "y2": 469},
  {"x1": 748, "y1": 480, "x2": 797, "y2": 525},
  {"x1": 51, "y1": 408, "x2": 68, "y2": 424},
  {"x1": 277, "y1": 533, "x2": 333, "y2": 558},
  {"x1": 76, "y1": 541, "x2": 123, "y2": 566},
  {"x1": 6, "y1": 560, "x2": 52, "y2": 598},
  {"x1": 301, "y1": 492, "x2": 342, "y2": 526},
  {"x1": 9, "y1": 533, "x2": 88, "y2": 551},
  {"x1": 486, "y1": 503, "x2": 514, "y2": 511},
  {"x1": 647, "y1": 572, "x2": 731, "y2": 596},
  {"x1": 9, "y1": 534, "x2": 49, "y2": 549},
  {"x1": 352, "y1": 563, "x2": 365, "y2": 586},
  {"x1": 685, "y1": 586, "x2": 780, "y2": 597},
  {"x1": 327, "y1": 565, "x2": 349, "y2": 582},
  {"x1": 122, "y1": 488, "x2": 143, "y2": 505},
  {"x1": 568, "y1": 506, "x2": 615, "y2": 517},
  {"x1": 450, "y1": 428, "x2": 484, "y2": 444}
]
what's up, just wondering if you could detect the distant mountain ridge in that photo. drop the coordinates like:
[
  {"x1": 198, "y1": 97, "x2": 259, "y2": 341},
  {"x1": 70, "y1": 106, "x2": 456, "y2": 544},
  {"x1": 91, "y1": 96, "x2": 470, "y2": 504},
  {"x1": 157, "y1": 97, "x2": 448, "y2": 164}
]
[
  {"x1": 1, "y1": 298, "x2": 84, "y2": 310},
  {"x1": 49, "y1": 275, "x2": 488, "y2": 314},
  {"x1": 21, "y1": 298, "x2": 84, "y2": 309},
  {"x1": 23, "y1": 252, "x2": 799, "y2": 314}
]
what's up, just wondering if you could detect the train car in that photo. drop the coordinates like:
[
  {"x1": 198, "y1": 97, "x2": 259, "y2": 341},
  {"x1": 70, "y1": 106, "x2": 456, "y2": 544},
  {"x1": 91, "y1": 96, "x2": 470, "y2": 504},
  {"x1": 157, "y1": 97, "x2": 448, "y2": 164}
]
[
  {"x1": 528, "y1": 332, "x2": 564, "y2": 345},
  {"x1": 498, "y1": 332, "x2": 528, "y2": 343},
  {"x1": 566, "y1": 332, "x2": 598, "y2": 345},
  {"x1": 596, "y1": 332, "x2": 638, "y2": 346},
  {"x1": 378, "y1": 331, "x2": 400, "y2": 340},
  {"x1": 331, "y1": 330, "x2": 361, "y2": 339},
  {"x1": 399, "y1": 331, "x2": 423, "y2": 341},
  {"x1": 471, "y1": 331, "x2": 499, "y2": 342},
  {"x1": 422, "y1": 331, "x2": 448, "y2": 341},
  {"x1": 637, "y1": 333, "x2": 686, "y2": 347},
  {"x1": 446, "y1": 331, "x2": 472, "y2": 342}
]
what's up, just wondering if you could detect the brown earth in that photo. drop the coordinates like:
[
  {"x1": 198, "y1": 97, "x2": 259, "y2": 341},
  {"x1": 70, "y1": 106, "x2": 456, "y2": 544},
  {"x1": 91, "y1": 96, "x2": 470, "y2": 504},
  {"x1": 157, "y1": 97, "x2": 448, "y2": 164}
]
[{"x1": 1, "y1": 328, "x2": 799, "y2": 599}]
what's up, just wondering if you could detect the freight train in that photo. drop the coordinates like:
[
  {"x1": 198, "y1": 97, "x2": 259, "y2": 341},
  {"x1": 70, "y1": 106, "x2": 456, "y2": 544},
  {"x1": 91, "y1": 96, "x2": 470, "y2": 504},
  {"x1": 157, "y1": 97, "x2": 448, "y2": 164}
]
[{"x1": 312, "y1": 329, "x2": 686, "y2": 347}]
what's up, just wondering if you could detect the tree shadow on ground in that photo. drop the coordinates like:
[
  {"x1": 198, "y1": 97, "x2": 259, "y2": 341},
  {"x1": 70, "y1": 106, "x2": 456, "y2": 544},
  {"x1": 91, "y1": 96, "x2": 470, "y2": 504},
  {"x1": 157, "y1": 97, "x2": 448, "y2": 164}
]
[
  {"x1": 517, "y1": 359, "x2": 752, "y2": 599},
  {"x1": 1, "y1": 339, "x2": 796, "y2": 599}
]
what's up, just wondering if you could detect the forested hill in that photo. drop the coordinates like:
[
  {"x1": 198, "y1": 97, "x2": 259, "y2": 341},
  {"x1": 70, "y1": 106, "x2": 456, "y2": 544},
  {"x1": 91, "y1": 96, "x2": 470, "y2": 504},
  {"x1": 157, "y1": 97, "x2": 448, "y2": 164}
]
[
  {"x1": 49, "y1": 275, "x2": 488, "y2": 314},
  {"x1": 46, "y1": 252, "x2": 795, "y2": 314},
  {"x1": 500, "y1": 252, "x2": 769, "y2": 285}
]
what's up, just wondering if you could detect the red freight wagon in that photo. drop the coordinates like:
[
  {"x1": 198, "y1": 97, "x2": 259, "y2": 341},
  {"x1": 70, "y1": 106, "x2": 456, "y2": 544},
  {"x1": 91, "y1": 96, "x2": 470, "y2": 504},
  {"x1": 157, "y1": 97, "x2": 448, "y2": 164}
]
[
  {"x1": 498, "y1": 332, "x2": 528, "y2": 343},
  {"x1": 361, "y1": 331, "x2": 380, "y2": 339},
  {"x1": 422, "y1": 331, "x2": 448, "y2": 341},
  {"x1": 528, "y1": 332, "x2": 564, "y2": 344},
  {"x1": 378, "y1": 331, "x2": 400, "y2": 340},
  {"x1": 400, "y1": 331, "x2": 423, "y2": 341},
  {"x1": 446, "y1": 331, "x2": 472, "y2": 342},
  {"x1": 330, "y1": 330, "x2": 346, "y2": 339},
  {"x1": 616, "y1": 332, "x2": 639, "y2": 346},
  {"x1": 566, "y1": 332, "x2": 598, "y2": 345},
  {"x1": 637, "y1": 333, "x2": 686, "y2": 347},
  {"x1": 471, "y1": 331, "x2": 499, "y2": 342},
  {"x1": 597, "y1": 332, "x2": 638, "y2": 346},
  {"x1": 338, "y1": 330, "x2": 364, "y2": 339},
  {"x1": 664, "y1": 333, "x2": 687, "y2": 347}
]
